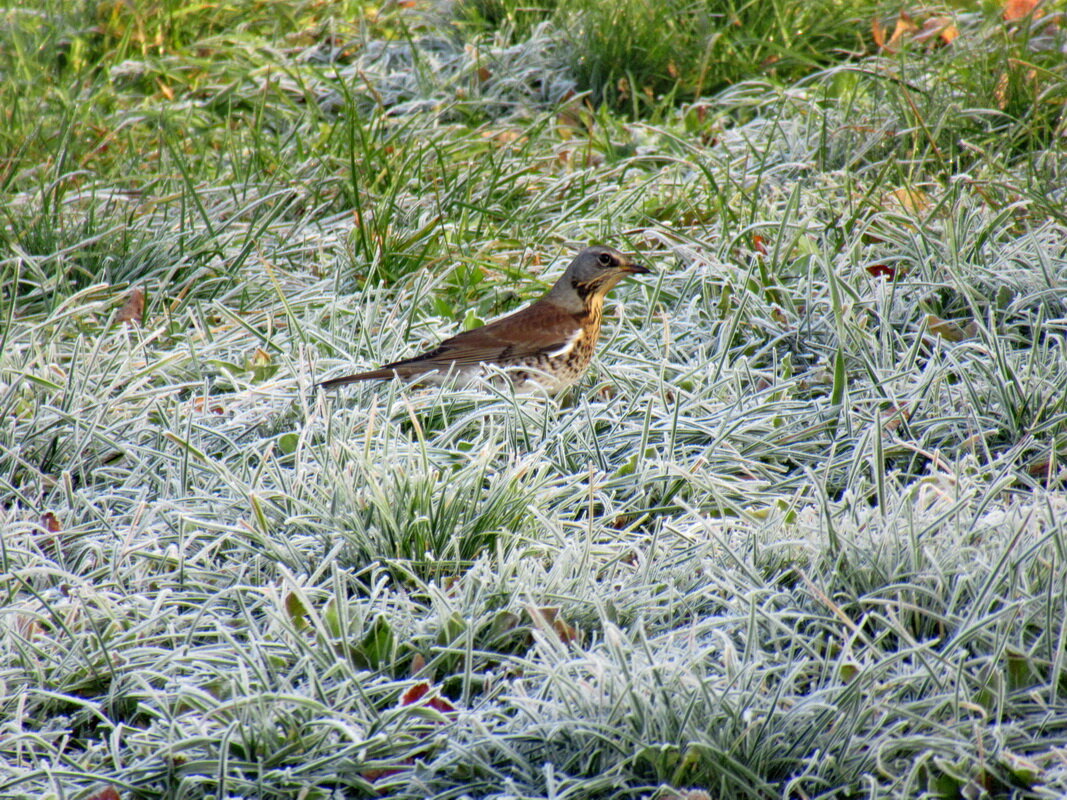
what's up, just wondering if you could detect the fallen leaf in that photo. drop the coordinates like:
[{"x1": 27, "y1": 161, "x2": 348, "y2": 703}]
[
  {"x1": 87, "y1": 788, "x2": 121, "y2": 800},
  {"x1": 914, "y1": 15, "x2": 959, "y2": 47},
  {"x1": 427, "y1": 695, "x2": 457, "y2": 713},
  {"x1": 401, "y1": 682, "x2": 430, "y2": 705},
  {"x1": 1028, "y1": 457, "x2": 1054, "y2": 479},
  {"x1": 409, "y1": 652, "x2": 426, "y2": 676},
  {"x1": 872, "y1": 16, "x2": 886, "y2": 48},
  {"x1": 1003, "y1": 0, "x2": 1043, "y2": 22},
  {"x1": 884, "y1": 187, "x2": 932, "y2": 215},
  {"x1": 925, "y1": 314, "x2": 973, "y2": 342},
  {"x1": 527, "y1": 606, "x2": 580, "y2": 644},
  {"x1": 41, "y1": 512, "x2": 61, "y2": 533},
  {"x1": 875, "y1": 11, "x2": 919, "y2": 52},
  {"x1": 361, "y1": 766, "x2": 404, "y2": 782},
  {"x1": 866, "y1": 264, "x2": 896, "y2": 279},
  {"x1": 882, "y1": 403, "x2": 912, "y2": 432},
  {"x1": 401, "y1": 681, "x2": 457, "y2": 713},
  {"x1": 115, "y1": 286, "x2": 144, "y2": 325},
  {"x1": 752, "y1": 234, "x2": 768, "y2": 256},
  {"x1": 192, "y1": 396, "x2": 225, "y2": 414}
]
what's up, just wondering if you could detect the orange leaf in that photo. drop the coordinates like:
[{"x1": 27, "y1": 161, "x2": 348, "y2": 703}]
[
  {"x1": 1003, "y1": 0, "x2": 1043, "y2": 22},
  {"x1": 751, "y1": 234, "x2": 768, "y2": 256},
  {"x1": 877, "y1": 11, "x2": 919, "y2": 52},
  {"x1": 872, "y1": 16, "x2": 886, "y2": 48},
  {"x1": 914, "y1": 16, "x2": 959, "y2": 47},
  {"x1": 41, "y1": 511, "x2": 61, "y2": 533},
  {"x1": 883, "y1": 187, "x2": 932, "y2": 215},
  {"x1": 87, "y1": 788, "x2": 121, "y2": 800}
]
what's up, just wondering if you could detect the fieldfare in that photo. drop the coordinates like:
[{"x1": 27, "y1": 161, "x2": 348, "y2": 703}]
[{"x1": 317, "y1": 245, "x2": 649, "y2": 394}]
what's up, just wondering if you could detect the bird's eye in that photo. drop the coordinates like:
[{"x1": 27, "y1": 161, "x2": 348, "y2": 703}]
[{"x1": 596, "y1": 252, "x2": 614, "y2": 268}]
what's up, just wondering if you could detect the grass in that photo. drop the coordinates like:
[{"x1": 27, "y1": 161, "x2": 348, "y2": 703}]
[{"x1": 2, "y1": 0, "x2": 1067, "y2": 798}]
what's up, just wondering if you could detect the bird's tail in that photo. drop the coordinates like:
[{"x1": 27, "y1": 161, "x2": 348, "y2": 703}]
[{"x1": 316, "y1": 369, "x2": 396, "y2": 390}]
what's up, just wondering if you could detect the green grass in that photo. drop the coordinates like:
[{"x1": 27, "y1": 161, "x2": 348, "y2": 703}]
[{"x1": 2, "y1": 1, "x2": 1067, "y2": 798}]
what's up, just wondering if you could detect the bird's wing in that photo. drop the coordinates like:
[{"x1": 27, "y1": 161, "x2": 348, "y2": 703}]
[{"x1": 382, "y1": 301, "x2": 581, "y2": 370}]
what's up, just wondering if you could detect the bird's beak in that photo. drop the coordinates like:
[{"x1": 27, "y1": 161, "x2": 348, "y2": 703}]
[{"x1": 622, "y1": 262, "x2": 651, "y2": 275}]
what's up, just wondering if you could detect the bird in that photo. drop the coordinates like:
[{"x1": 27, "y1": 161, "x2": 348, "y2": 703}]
[{"x1": 317, "y1": 245, "x2": 650, "y2": 394}]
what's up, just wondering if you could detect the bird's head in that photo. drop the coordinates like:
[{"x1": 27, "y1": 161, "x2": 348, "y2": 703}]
[{"x1": 548, "y1": 245, "x2": 650, "y2": 311}]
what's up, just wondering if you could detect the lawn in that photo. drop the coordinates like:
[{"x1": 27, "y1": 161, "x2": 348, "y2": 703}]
[{"x1": 2, "y1": 1, "x2": 1067, "y2": 798}]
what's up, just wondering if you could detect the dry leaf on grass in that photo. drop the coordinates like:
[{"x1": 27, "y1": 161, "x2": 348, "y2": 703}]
[
  {"x1": 115, "y1": 286, "x2": 144, "y2": 325},
  {"x1": 873, "y1": 10, "x2": 958, "y2": 51},
  {"x1": 925, "y1": 314, "x2": 976, "y2": 342},
  {"x1": 883, "y1": 187, "x2": 933, "y2": 215},
  {"x1": 1003, "y1": 0, "x2": 1043, "y2": 22}
]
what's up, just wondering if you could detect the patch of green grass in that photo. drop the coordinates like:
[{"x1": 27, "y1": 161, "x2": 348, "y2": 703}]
[{"x1": 563, "y1": 0, "x2": 876, "y2": 109}]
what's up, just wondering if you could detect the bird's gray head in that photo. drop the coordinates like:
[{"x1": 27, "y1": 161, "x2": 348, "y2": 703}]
[{"x1": 547, "y1": 245, "x2": 650, "y2": 311}]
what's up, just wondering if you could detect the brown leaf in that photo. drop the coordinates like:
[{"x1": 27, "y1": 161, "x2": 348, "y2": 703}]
[
  {"x1": 1028, "y1": 457, "x2": 1053, "y2": 478},
  {"x1": 409, "y1": 652, "x2": 426, "y2": 676},
  {"x1": 427, "y1": 695, "x2": 457, "y2": 713},
  {"x1": 881, "y1": 403, "x2": 912, "y2": 432},
  {"x1": 751, "y1": 234, "x2": 768, "y2": 256},
  {"x1": 115, "y1": 286, "x2": 144, "y2": 326},
  {"x1": 925, "y1": 314, "x2": 972, "y2": 342},
  {"x1": 192, "y1": 396, "x2": 225, "y2": 414},
  {"x1": 87, "y1": 788, "x2": 121, "y2": 800},
  {"x1": 527, "y1": 606, "x2": 580, "y2": 644},
  {"x1": 41, "y1": 511, "x2": 62, "y2": 533},
  {"x1": 401, "y1": 682, "x2": 430, "y2": 705},
  {"x1": 866, "y1": 264, "x2": 895, "y2": 279},
  {"x1": 360, "y1": 766, "x2": 404, "y2": 782},
  {"x1": 400, "y1": 681, "x2": 457, "y2": 713}
]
